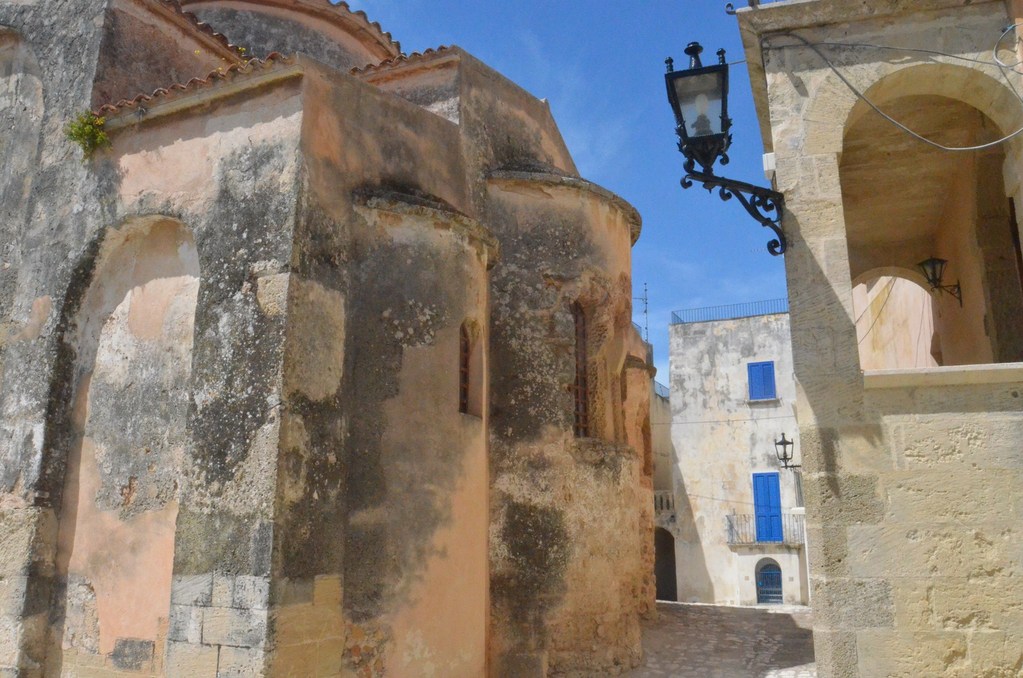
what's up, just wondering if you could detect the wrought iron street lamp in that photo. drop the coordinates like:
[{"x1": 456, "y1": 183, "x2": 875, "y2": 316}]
[
  {"x1": 774, "y1": 433, "x2": 800, "y2": 470},
  {"x1": 917, "y1": 256, "x2": 963, "y2": 306},
  {"x1": 666, "y1": 42, "x2": 786, "y2": 255}
]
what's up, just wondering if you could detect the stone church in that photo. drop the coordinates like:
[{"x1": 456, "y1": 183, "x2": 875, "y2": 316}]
[{"x1": 0, "y1": 1, "x2": 654, "y2": 676}]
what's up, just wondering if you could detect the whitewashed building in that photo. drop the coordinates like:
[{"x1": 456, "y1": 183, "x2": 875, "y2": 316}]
[{"x1": 661, "y1": 299, "x2": 809, "y2": 606}]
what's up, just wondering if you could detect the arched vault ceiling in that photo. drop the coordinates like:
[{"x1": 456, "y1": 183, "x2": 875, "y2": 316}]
[{"x1": 840, "y1": 95, "x2": 1001, "y2": 248}]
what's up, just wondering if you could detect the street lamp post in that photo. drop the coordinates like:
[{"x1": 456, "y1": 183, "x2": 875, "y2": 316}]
[
  {"x1": 665, "y1": 42, "x2": 787, "y2": 256},
  {"x1": 774, "y1": 433, "x2": 800, "y2": 470}
]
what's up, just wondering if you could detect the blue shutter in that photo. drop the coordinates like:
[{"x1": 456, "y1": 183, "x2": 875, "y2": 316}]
[
  {"x1": 748, "y1": 363, "x2": 763, "y2": 400},
  {"x1": 762, "y1": 362, "x2": 777, "y2": 399},
  {"x1": 753, "y1": 473, "x2": 783, "y2": 542},
  {"x1": 748, "y1": 361, "x2": 777, "y2": 400}
]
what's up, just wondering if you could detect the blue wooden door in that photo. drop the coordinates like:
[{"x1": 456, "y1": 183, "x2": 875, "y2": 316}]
[{"x1": 753, "y1": 473, "x2": 783, "y2": 542}]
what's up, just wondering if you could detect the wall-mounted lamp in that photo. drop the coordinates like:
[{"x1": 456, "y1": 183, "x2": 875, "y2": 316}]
[
  {"x1": 774, "y1": 433, "x2": 800, "y2": 470},
  {"x1": 665, "y1": 42, "x2": 786, "y2": 256},
  {"x1": 917, "y1": 256, "x2": 963, "y2": 307}
]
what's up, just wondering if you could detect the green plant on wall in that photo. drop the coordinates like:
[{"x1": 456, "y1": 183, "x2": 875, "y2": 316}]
[{"x1": 65, "y1": 111, "x2": 110, "y2": 158}]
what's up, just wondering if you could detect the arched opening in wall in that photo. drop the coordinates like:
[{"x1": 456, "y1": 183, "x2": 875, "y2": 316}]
[
  {"x1": 571, "y1": 302, "x2": 590, "y2": 437},
  {"x1": 654, "y1": 527, "x2": 677, "y2": 602},
  {"x1": 853, "y1": 269, "x2": 940, "y2": 370},
  {"x1": 755, "y1": 559, "x2": 783, "y2": 605},
  {"x1": 841, "y1": 84, "x2": 1023, "y2": 367},
  {"x1": 46, "y1": 217, "x2": 199, "y2": 675},
  {"x1": 459, "y1": 320, "x2": 483, "y2": 417}
]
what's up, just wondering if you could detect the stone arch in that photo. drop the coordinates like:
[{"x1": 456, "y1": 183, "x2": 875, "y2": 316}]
[
  {"x1": 801, "y1": 61, "x2": 1023, "y2": 156},
  {"x1": 43, "y1": 216, "x2": 200, "y2": 675},
  {"x1": 755, "y1": 558, "x2": 783, "y2": 605},
  {"x1": 840, "y1": 73, "x2": 1023, "y2": 365},
  {"x1": 843, "y1": 63, "x2": 1023, "y2": 147}
]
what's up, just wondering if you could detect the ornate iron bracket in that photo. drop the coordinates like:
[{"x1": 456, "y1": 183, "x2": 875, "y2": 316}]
[{"x1": 682, "y1": 166, "x2": 786, "y2": 256}]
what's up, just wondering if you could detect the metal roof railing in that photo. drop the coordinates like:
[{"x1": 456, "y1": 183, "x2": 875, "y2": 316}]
[
  {"x1": 654, "y1": 381, "x2": 670, "y2": 399},
  {"x1": 671, "y1": 298, "x2": 789, "y2": 325}
]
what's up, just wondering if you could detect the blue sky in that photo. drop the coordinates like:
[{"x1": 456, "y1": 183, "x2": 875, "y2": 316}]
[{"x1": 347, "y1": 1, "x2": 788, "y2": 380}]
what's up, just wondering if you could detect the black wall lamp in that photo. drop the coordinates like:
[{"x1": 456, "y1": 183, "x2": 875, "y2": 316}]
[
  {"x1": 774, "y1": 433, "x2": 800, "y2": 470},
  {"x1": 665, "y1": 42, "x2": 786, "y2": 256},
  {"x1": 917, "y1": 256, "x2": 963, "y2": 306}
]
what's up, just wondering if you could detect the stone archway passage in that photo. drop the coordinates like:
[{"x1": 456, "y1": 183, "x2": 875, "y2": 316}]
[{"x1": 50, "y1": 218, "x2": 199, "y2": 676}]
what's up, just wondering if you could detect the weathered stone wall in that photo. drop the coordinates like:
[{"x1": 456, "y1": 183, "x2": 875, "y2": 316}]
[
  {"x1": 738, "y1": 1, "x2": 1023, "y2": 675},
  {"x1": 0, "y1": 4, "x2": 305, "y2": 664},
  {"x1": 91, "y1": 0, "x2": 239, "y2": 109},
  {"x1": 253, "y1": 59, "x2": 496, "y2": 676},
  {"x1": 0, "y1": 2, "x2": 140, "y2": 673},
  {"x1": 182, "y1": 0, "x2": 399, "y2": 72},
  {"x1": 669, "y1": 312, "x2": 805, "y2": 606},
  {"x1": 485, "y1": 174, "x2": 650, "y2": 677}
]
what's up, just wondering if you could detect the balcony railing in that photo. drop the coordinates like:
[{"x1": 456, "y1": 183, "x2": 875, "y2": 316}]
[
  {"x1": 654, "y1": 491, "x2": 675, "y2": 514},
  {"x1": 726, "y1": 512, "x2": 805, "y2": 546},
  {"x1": 671, "y1": 298, "x2": 788, "y2": 325}
]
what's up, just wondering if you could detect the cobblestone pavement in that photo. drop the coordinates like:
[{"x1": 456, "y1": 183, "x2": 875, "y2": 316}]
[{"x1": 626, "y1": 602, "x2": 817, "y2": 678}]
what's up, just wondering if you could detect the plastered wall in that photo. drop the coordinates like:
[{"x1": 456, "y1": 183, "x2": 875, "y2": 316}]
[{"x1": 669, "y1": 312, "x2": 806, "y2": 607}]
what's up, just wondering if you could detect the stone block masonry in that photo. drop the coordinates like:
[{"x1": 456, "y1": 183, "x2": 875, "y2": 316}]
[
  {"x1": 628, "y1": 602, "x2": 816, "y2": 677},
  {"x1": 166, "y1": 574, "x2": 270, "y2": 676}
]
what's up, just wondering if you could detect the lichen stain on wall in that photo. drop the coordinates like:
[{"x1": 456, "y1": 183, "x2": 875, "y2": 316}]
[{"x1": 52, "y1": 219, "x2": 198, "y2": 670}]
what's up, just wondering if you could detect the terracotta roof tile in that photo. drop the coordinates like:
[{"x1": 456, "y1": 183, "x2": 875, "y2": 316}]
[
  {"x1": 94, "y1": 53, "x2": 295, "y2": 116},
  {"x1": 351, "y1": 46, "x2": 453, "y2": 76},
  {"x1": 332, "y1": 0, "x2": 400, "y2": 54}
]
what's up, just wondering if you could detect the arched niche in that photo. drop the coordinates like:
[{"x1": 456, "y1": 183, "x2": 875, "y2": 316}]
[
  {"x1": 46, "y1": 217, "x2": 199, "y2": 674},
  {"x1": 840, "y1": 73, "x2": 1023, "y2": 366}
]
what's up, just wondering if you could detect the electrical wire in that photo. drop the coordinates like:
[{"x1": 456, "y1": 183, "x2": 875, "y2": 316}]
[
  {"x1": 857, "y1": 277, "x2": 897, "y2": 345},
  {"x1": 650, "y1": 413, "x2": 796, "y2": 426},
  {"x1": 768, "y1": 31, "x2": 1023, "y2": 152}
]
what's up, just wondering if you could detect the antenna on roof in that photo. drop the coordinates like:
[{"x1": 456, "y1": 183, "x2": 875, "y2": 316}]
[{"x1": 634, "y1": 282, "x2": 649, "y2": 342}]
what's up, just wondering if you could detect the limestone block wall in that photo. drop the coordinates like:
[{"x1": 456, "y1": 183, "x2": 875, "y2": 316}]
[
  {"x1": 738, "y1": 1, "x2": 1023, "y2": 674},
  {"x1": 485, "y1": 173, "x2": 650, "y2": 677},
  {"x1": 669, "y1": 312, "x2": 805, "y2": 606}
]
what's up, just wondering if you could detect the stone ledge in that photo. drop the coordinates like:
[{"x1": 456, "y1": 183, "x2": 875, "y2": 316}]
[{"x1": 863, "y1": 362, "x2": 1023, "y2": 389}]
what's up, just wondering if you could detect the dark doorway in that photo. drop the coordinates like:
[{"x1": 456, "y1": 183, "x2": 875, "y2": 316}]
[
  {"x1": 756, "y1": 560, "x2": 783, "y2": 604},
  {"x1": 655, "y1": 528, "x2": 677, "y2": 601}
]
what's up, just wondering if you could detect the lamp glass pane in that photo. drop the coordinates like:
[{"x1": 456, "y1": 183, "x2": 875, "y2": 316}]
[{"x1": 673, "y1": 71, "x2": 725, "y2": 138}]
